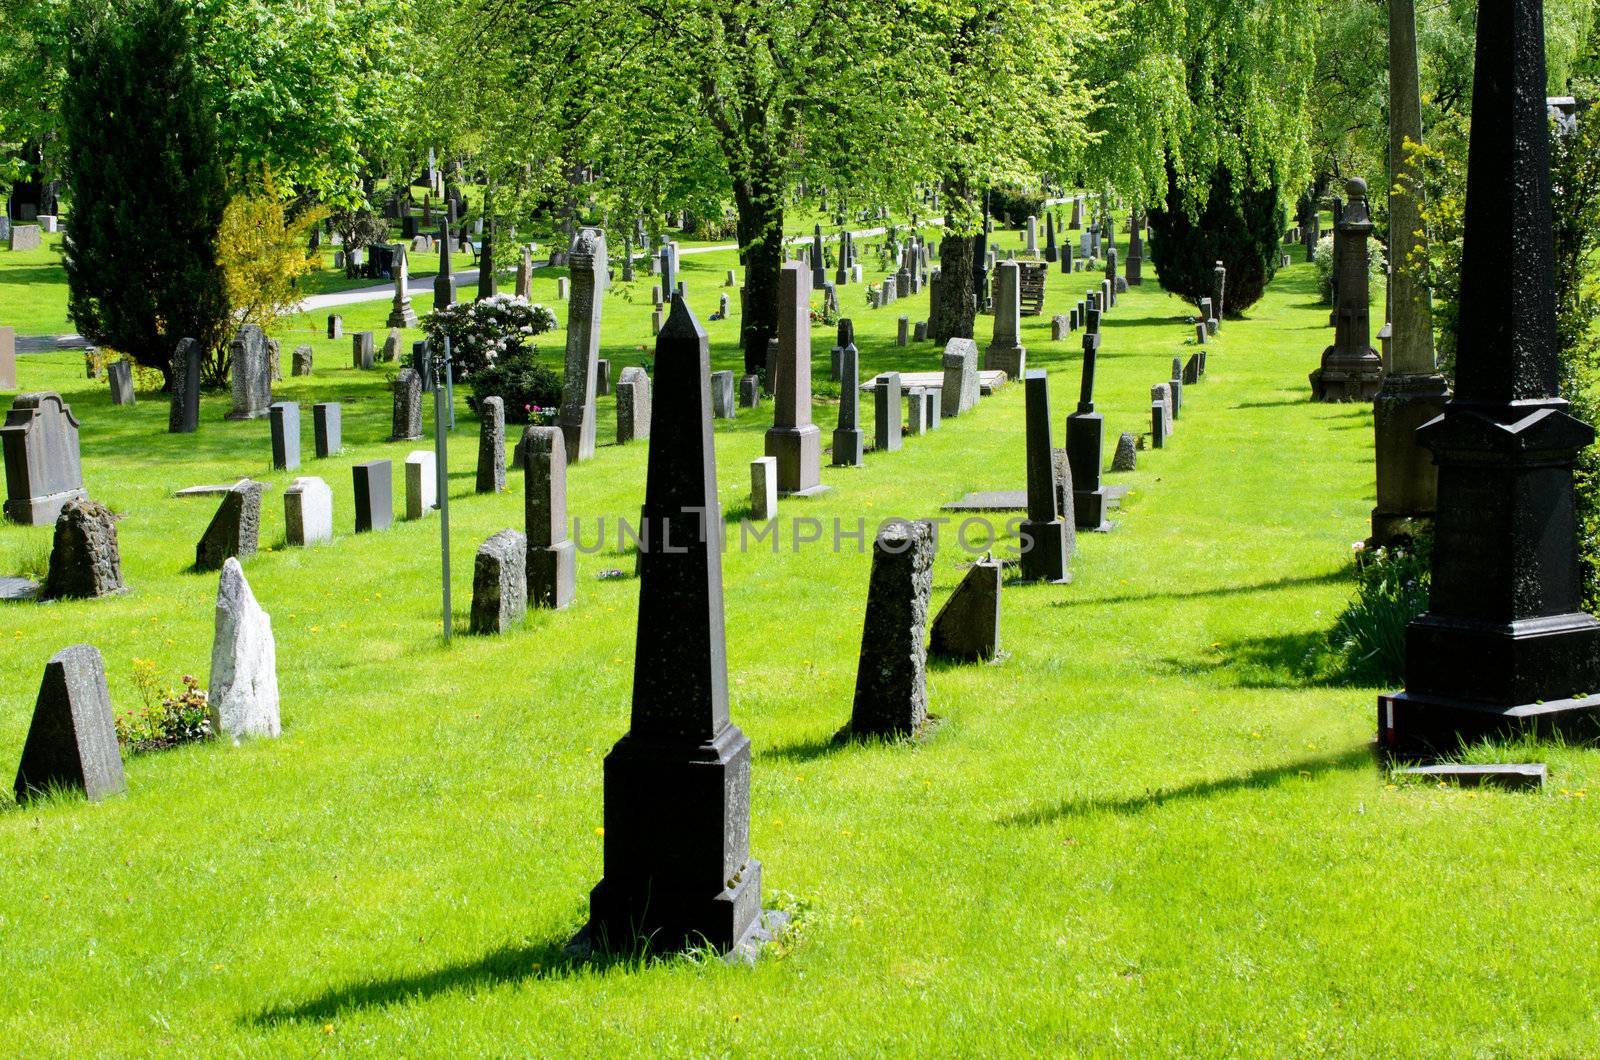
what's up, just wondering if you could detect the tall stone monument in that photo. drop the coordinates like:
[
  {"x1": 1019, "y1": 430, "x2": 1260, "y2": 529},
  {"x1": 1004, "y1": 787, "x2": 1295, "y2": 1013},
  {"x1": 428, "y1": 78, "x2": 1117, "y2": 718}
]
[
  {"x1": 764, "y1": 262, "x2": 825, "y2": 496},
  {"x1": 1380, "y1": 0, "x2": 1600, "y2": 755},
  {"x1": 2, "y1": 392, "x2": 86, "y2": 525},
  {"x1": 1066, "y1": 320, "x2": 1112, "y2": 531},
  {"x1": 434, "y1": 220, "x2": 457, "y2": 311},
  {"x1": 985, "y1": 261, "x2": 1026, "y2": 379},
  {"x1": 519, "y1": 426, "x2": 575, "y2": 610},
  {"x1": 832, "y1": 343, "x2": 864, "y2": 467},
  {"x1": 588, "y1": 294, "x2": 767, "y2": 956},
  {"x1": 386, "y1": 244, "x2": 418, "y2": 328},
  {"x1": 1310, "y1": 178, "x2": 1385, "y2": 401},
  {"x1": 556, "y1": 227, "x2": 608, "y2": 463},
  {"x1": 1019, "y1": 371, "x2": 1072, "y2": 583},
  {"x1": 1126, "y1": 211, "x2": 1144, "y2": 285},
  {"x1": 226, "y1": 325, "x2": 272, "y2": 421},
  {"x1": 1371, "y1": 0, "x2": 1451, "y2": 545}
]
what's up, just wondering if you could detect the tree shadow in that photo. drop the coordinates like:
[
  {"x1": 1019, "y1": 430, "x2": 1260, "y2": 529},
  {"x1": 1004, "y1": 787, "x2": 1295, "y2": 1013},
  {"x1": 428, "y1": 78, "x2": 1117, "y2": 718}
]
[
  {"x1": 1053, "y1": 568, "x2": 1348, "y2": 608},
  {"x1": 248, "y1": 937, "x2": 598, "y2": 1026},
  {"x1": 999, "y1": 745, "x2": 1377, "y2": 826},
  {"x1": 1158, "y1": 630, "x2": 1347, "y2": 690}
]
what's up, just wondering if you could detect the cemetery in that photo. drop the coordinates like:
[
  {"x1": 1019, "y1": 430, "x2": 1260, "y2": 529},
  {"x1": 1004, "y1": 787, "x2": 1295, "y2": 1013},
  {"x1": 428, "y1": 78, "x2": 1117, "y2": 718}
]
[{"x1": 0, "y1": 0, "x2": 1599, "y2": 1051}]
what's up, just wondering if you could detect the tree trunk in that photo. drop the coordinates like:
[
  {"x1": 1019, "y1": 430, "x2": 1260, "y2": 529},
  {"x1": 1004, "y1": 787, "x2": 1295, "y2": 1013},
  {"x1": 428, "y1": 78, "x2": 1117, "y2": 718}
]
[
  {"x1": 936, "y1": 175, "x2": 978, "y2": 340},
  {"x1": 734, "y1": 163, "x2": 784, "y2": 377}
]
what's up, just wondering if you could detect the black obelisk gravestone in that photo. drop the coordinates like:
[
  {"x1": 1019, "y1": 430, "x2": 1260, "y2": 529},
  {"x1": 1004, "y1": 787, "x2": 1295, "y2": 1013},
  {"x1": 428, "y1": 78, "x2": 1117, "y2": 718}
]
[
  {"x1": 589, "y1": 294, "x2": 766, "y2": 955},
  {"x1": 1066, "y1": 316, "x2": 1112, "y2": 531},
  {"x1": 1018, "y1": 371, "x2": 1071, "y2": 584},
  {"x1": 1380, "y1": 0, "x2": 1600, "y2": 755}
]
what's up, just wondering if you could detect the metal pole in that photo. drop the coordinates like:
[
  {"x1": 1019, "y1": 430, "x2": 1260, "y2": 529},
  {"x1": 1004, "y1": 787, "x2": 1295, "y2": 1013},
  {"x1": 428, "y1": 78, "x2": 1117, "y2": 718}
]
[{"x1": 435, "y1": 336, "x2": 452, "y2": 642}]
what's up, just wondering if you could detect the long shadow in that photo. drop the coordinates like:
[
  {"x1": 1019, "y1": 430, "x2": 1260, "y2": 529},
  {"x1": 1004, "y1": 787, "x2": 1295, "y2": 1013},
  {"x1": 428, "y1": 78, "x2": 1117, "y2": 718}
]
[
  {"x1": 759, "y1": 730, "x2": 849, "y2": 763},
  {"x1": 1000, "y1": 745, "x2": 1376, "y2": 826},
  {"x1": 1053, "y1": 568, "x2": 1348, "y2": 608},
  {"x1": 1231, "y1": 397, "x2": 1309, "y2": 410},
  {"x1": 250, "y1": 938, "x2": 590, "y2": 1025},
  {"x1": 1158, "y1": 630, "x2": 1343, "y2": 690},
  {"x1": 0, "y1": 265, "x2": 64, "y2": 287}
]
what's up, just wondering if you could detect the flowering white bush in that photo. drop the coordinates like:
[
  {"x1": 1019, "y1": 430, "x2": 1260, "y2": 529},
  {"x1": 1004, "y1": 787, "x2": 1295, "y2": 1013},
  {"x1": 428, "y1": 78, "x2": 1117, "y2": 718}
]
[{"x1": 422, "y1": 294, "x2": 558, "y2": 378}]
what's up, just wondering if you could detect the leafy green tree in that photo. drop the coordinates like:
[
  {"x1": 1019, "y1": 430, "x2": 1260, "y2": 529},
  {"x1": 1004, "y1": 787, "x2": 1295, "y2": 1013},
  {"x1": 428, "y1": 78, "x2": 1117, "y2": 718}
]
[{"x1": 62, "y1": 0, "x2": 229, "y2": 386}]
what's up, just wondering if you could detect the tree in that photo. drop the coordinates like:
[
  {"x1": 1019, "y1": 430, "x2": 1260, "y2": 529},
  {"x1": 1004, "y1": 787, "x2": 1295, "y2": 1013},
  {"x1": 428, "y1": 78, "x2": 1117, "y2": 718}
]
[
  {"x1": 1147, "y1": 156, "x2": 1285, "y2": 314},
  {"x1": 62, "y1": 0, "x2": 228, "y2": 387},
  {"x1": 214, "y1": 189, "x2": 324, "y2": 384}
]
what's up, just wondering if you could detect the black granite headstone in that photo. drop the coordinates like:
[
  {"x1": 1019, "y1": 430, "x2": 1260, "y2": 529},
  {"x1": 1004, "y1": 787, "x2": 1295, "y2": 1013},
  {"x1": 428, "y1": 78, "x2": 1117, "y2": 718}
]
[
  {"x1": 14, "y1": 644, "x2": 125, "y2": 804},
  {"x1": 313, "y1": 402, "x2": 342, "y2": 458},
  {"x1": 353, "y1": 461, "x2": 393, "y2": 533}
]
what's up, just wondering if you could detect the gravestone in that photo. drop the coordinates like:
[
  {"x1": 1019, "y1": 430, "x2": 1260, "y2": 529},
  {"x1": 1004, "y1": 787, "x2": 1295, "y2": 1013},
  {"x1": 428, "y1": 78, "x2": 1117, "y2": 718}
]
[
  {"x1": 352, "y1": 332, "x2": 375, "y2": 371},
  {"x1": 292, "y1": 344, "x2": 313, "y2": 376},
  {"x1": 519, "y1": 426, "x2": 575, "y2": 609},
  {"x1": 1043, "y1": 212, "x2": 1058, "y2": 263},
  {"x1": 1151, "y1": 401, "x2": 1166, "y2": 448},
  {"x1": 1126, "y1": 214, "x2": 1144, "y2": 285},
  {"x1": 226, "y1": 325, "x2": 272, "y2": 420},
  {"x1": 169, "y1": 338, "x2": 201, "y2": 433},
  {"x1": 750, "y1": 456, "x2": 778, "y2": 520},
  {"x1": 381, "y1": 328, "x2": 402, "y2": 363},
  {"x1": 313, "y1": 402, "x2": 342, "y2": 458},
  {"x1": 1112, "y1": 432, "x2": 1138, "y2": 472},
  {"x1": 471, "y1": 529, "x2": 527, "y2": 634},
  {"x1": 2, "y1": 392, "x2": 86, "y2": 525},
  {"x1": 1019, "y1": 371, "x2": 1072, "y2": 583},
  {"x1": 1067, "y1": 331, "x2": 1112, "y2": 531},
  {"x1": 13, "y1": 644, "x2": 124, "y2": 805},
  {"x1": 929, "y1": 558, "x2": 1002, "y2": 661},
  {"x1": 616, "y1": 366, "x2": 652, "y2": 443},
  {"x1": 41, "y1": 499, "x2": 123, "y2": 599},
  {"x1": 985, "y1": 261, "x2": 1026, "y2": 379},
  {"x1": 765, "y1": 263, "x2": 825, "y2": 496},
  {"x1": 1311, "y1": 178, "x2": 1385, "y2": 401},
  {"x1": 107, "y1": 360, "x2": 135, "y2": 406},
  {"x1": 588, "y1": 295, "x2": 767, "y2": 958},
  {"x1": 1212, "y1": 261, "x2": 1227, "y2": 325},
  {"x1": 711, "y1": 370, "x2": 736, "y2": 419},
  {"x1": 905, "y1": 386, "x2": 928, "y2": 436},
  {"x1": 386, "y1": 244, "x2": 418, "y2": 328},
  {"x1": 875, "y1": 372, "x2": 902, "y2": 452},
  {"x1": 924, "y1": 389, "x2": 941, "y2": 431},
  {"x1": 1151, "y1": 383, "x2": 1174, "y2": 437},
  {"x1": 284, "y1": 476, "x2": 333, "y2": 547},
  {"x1": 8, "y1": 224, "x2": 41, "y2": 251},
  {"x1": 0, "y1": 325, "x2": 14, "y2": 390},
  {"x1": 739, "y1": 375, "x2": 760, "y2": 409},
  {"x1": 596, "y1": 359, "x2": 611, "y2": 397},
  {"x1": 405, "y1": 450, "x2": 437, "y2": 519},
  {"x1": 1170, "y1": 358, "x2": 1184, "y2": 418},
  {"x1": 476, "y1": 396, "x2": 506, "y2": 494},
  {"x1": 435, "y1": 220, "x2": 458, "y2": 311},
  {"x1": 389, "y1": 368, "x2": 423, "y2": 441},
  {"x1": 941, "y1": 339, "x2": 979, "y2": 418},
  {"x1": 849, "y1": 521, "x2": 936, "y2": 738},
  {"x1": 897, "y1": 315, "x2": 909, "y2": 346},
  {"x1": 195, "y1": 479, "x2": 265, "y2": 571},
  {"x1": 327, "y1": 314, "x2": 342, "y2": 339},
  {"x1": 517, "y1": 245, "x2": 533, "y2": 299},
  {"x1": 269, "y1": 402, "x2": 300, "y2": 471},
  {"x1": 832, "y1": 343, "x2": 865, "y2": 467},
  {"x1": 353, "y1": 461, "x2": 393, "y2": 533},
  {"x1": 1183, "y1": 354, "x2": 1200, "y2": 385},
  {"x1": 209, "y1": 558, "x2": 280, "y2": 742}
]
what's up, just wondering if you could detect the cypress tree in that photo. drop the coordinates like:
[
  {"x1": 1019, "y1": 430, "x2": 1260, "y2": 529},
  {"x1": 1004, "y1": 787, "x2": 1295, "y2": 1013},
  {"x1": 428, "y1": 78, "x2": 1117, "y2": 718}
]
[
  {"x1": 62, "y1": 0, "x2": 228, "y2": 388},
  {"x1": 1147, "y1": 159, "x2": 1286, "y2": 318}
]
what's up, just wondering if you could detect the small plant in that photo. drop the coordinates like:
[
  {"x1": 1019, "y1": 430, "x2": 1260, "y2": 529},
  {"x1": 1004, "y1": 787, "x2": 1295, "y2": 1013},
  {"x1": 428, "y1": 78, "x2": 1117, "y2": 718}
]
[
  {"x1": 470, "y1": 350, "x2": 563, "y2": 425},
  {"x1": 1328, "y1": 538, "x2": 1432, "y2": 685},
  {"x1": 422, "y1": 294, "x2": 558, "y2": 379},
  {"x1": 117, "y1": 663, "x2": 212, "y2": 753}
]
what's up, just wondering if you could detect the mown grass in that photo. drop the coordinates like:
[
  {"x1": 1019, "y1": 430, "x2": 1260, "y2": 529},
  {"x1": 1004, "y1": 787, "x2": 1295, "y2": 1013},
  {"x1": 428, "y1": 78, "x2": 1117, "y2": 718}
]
[{"x1": 3, "y1": 221, "x2": 1599, "y2": 1056}]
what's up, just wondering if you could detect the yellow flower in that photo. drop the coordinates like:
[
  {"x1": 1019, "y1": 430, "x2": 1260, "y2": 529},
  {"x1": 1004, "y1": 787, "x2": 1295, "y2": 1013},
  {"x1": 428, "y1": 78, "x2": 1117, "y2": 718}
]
[{"x1": 594, "y1": 827, "x2": 605, "y2": 837}]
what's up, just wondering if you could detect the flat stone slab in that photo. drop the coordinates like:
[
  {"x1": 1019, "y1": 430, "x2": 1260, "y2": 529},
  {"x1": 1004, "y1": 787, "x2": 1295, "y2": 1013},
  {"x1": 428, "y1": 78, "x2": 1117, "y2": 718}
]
[
  {"x1": 0, "y1": 575, "x2": 39, "y2": 601},
  {"x1": 943, "y1": 483, "x2": 1130, "y2": 512},
  {"x1": 1394, "y1": 763, "x2": 1546, "y2": 790},
  {"x1": 174, "y1": 481, "x2": 272, "y2": 498}
]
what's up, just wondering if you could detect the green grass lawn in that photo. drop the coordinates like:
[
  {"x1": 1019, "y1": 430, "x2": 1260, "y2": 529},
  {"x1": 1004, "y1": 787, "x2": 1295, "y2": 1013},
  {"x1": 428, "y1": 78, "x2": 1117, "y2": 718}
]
[{"x1": 4, "y1": 226, "x2": 1599, "y2": 1055}]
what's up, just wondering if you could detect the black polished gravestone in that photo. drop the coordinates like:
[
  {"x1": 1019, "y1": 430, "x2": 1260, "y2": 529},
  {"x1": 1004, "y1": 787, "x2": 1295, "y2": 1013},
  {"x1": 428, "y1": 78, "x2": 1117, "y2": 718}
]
[
  {"x1": 352, "y1": 461, "x2": 393, "y2": 533},
  {"x1": 313, "y1": 402, "x2": 342, "y2": 458},
  {"x1": 588, "y1": 295, "x2": 770, "y2": 957},
  {"x1": 1379, "y1": 0, "x2": 1600, "y2": 756},
  {"x1": 1018, "y1": 371, "x2": 1072, "y2": 584},
  {"x1": 1066, "y1": 326, "x2": 1113, "y2": 532},
  {"x1": 169, "y1": 338, "x2": 202, "y2": 434},
  {"x1": 14, "y1": 644, "x2": 125, "y2": 804}
]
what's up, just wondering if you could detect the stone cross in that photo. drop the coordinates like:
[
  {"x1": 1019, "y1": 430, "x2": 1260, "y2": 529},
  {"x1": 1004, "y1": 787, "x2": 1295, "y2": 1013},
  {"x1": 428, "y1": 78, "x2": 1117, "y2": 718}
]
[
  {"x1": 588, "y1": 294, "x2": 766, "y2": 956},
  {"x1": 557, "y1": 227, "x2": 609, "y2": 462}
]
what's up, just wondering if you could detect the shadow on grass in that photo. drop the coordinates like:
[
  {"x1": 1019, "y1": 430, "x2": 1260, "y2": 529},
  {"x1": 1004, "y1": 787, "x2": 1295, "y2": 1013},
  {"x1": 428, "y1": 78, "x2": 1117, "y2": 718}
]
[
  {"x1": 249, "y1": 937, "x2": 592, "y2": 1025},
  {"x1": 1054, "y1": 568, "x2": 1348, "y2": 608},
  {"x1": 1000, "y1": 745, "x2": 1376, "y2": 825},
  {"x1": 1159, "y1": 630, "x2": 1346, "y2": 690}
]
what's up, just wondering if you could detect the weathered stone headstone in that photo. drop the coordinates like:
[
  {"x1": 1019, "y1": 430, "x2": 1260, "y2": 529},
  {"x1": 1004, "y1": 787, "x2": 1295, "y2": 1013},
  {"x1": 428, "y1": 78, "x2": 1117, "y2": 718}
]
[
  {"x1": 588, "y1": 294, "x2": 767, "y2": 957},
  {"x1": 765, "y1": 262, "x2": 824, "y2": 496},
  {"x1": 209, "y1": 558, "x2": 279, "y2": 742},
  {"x1": 750, "y1": 456, "x2": 778, "y2": 520},
  {"x1": 405, "y1": 450, "x2": 437, "y2": 519},
  {"x1": 897, "y1": 315, "x2": 909, "y2": 347},
  {"x1": 905, "y1": 386, "x2": 928, "y2": 436},
  {"x1": 929, "y1": 558, "x2": 1001, "y2": 661},
  {"x1": 874, "y1": 372, "x2": 902, "y2": 452},
  {"x1": 1020, "y1": 371, "x2": 1072, "y2": 583},
  {"x1": 1152, "y1": 383, "x2": 1174, "y2": 437},
  {"x1": 169, "y1": 338, "x2": 201, "y2": 434},
  {"x1": 107, "y1": 360, "x2": 135, "y2": 406},
  {"x1": 313, "y1": 402, "x2": 342, "y2": 458},
  {"x1": 849, "y1": 521, "x2": 936, "y2": 738},
  {"x1": 471, "y1": 529, "x2": 527, "y2": 634},
  {"x1": 41, "y1": 499, "x2": 123, "y2": 599},
  {"x1": 381, "y1": 328, "x2": 402, "y2": 363},
  {"x1": 2, "y1": 392, "x2": 86, "y2": 526},
  {"x1": 195, "y1": 479, "x2": 265, "y2": 571},
  {"x1": 226, "y1": 325, "x2": 272, "y2": 421},
  {"x1": 352, "y1": 331, "x2": 374, "y2": 371},
  {"x1": 519, "y1": 426, "x2": 575, "y2": 609},
  {"x1": 389, "y1": 367, "x2": 423, "y2": 441},
  {"x1": 269, "y1": 401, "x2": 300, "y2": 471},
  {"x1": 832, "y1": 343, "x2": 865, "y2": 467},
  {"x1": 711, "y1": 370, "x2": 736, "y2": 419},
  {"x1": 1311, "y1": 177, "x2": 1385, "y2": 401},
  {"x1": 353, "y1": 461, "x2": 393, "y2": 533},
  {"x1": 476, "y1": 396, "x2": 506, "y2": 494},
  {"x1": 941, "y1": 338, "x2": 980, "y2": 419},
  {"x1": 13, "y1": 644, "x2": 124, "y2": 805},
  {"x1": 554, "y1": 228, "x2": 609, "y2": 463},
  {"x1": 0, "y1": 325, "x2": 14, "y2": 390},
  {"x1": 1112, "y1": 432, "x2": 1138, "y2": 472},
  {"x1": 284, "y1": 476, "x2": 333, "y2": 547},
  {"x1": 616, "y1": 365, "x2": 652, "y2": 443},
  {"x1": 327, "y1": 314, "x2": 342, "y2": 340},
  {"x1": 985, "y1": 261, "x2": 1026, "y2": 378},
  {"x1": 291, "y1": 344, "x2": 313, "y2": 377}
]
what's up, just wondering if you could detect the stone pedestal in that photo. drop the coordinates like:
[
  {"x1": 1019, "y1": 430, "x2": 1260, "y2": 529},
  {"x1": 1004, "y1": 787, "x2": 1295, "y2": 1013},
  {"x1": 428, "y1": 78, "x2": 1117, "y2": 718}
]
[
  {"x1": 764, "y1": 262, "x2": 826, "y2": 496},
  {"x1": 1370, "y1": 374, "x2": 1449, "y2": 544},
  {"x1": 1311, "y1": 178, "x2": 1385, "y2": 401}
]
